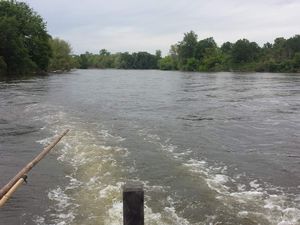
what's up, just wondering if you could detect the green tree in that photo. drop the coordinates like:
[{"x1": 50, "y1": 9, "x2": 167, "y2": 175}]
[
  {"x1": 0, "y1": 0, "x2": 51, "y2": 76},
  {"x1": 99, "y1": 49, "x2": 110, "y2": 56},
  {"x1": 132, "y1": 52, "x2": 157, "y2": 69},
  {"x1": 48, "y1": 38, "x2": 73, "y2": 72},
  {"x1": 195, "y1": 37, "x2": 217, "y2": 62},
  {"x1": 261, "y1": 42, "x2": 273, "y2": 58},
  {"x1": 199, "y1": 48, "x2": 224, "y2": 71},
  {"x1": 169, "y1": 44, "x2": 179, "y2": 68},
  {"x1": 273, "y1": 37, "x2": 287, "y2": 61},
  {"x1": 115, "y1": 52, "x2": 134, "y2": 69},
  {"x1": 221, "y1": 42, "x2": 233, "y2": 54},
  {"x1": 159, "y1": 56, "x2": 176, "y2": 70},
  {"x1": 0, "y1": 56, "x2": 6, "y2": 76},
  {"x1": 78, "y1": 53, "x2": 89, "y2": 69},
  {"x1": 231, "y1": 39, "x2": 260, "y2": 63},
  {"x1": 182, "y1": 58, "x2": 199, "y2": 71},
  {"x1": 177, "y1": 31, "x2": 198, "y2": 68},
  {"x1": 292, "y1": 52, "x2": 300, "y2": 71},
  {"x1": 286, "y1": 35, "x2": 300, "y2": 58},
  {"x1": 0, "y1": 16, "x2": 34, "y2": 75},
  {"x1": 155, "y1": 50, "x2": 162, "y2": 60}
]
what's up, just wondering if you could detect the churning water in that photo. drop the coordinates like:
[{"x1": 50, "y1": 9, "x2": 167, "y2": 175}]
[{"x1": 0, "y1": 70, "x2": 299, "y2": 225}]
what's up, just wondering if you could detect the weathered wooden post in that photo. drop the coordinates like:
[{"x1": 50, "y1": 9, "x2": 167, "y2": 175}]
[{"x1": 123, "y1": 181, "x2": 144, "y2": 225}]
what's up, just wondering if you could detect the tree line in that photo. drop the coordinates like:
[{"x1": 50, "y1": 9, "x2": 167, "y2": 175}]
[
  {"x1": 159, "y1": 31, "x2": 300, "y2": 73},
  {"x1": 74, "y1": 31, "x2": 300, "y2": 73},
  {"x1": 1, "y1": 1, "x2": 300, "y2": 77},
  {"x1": 74, "y1": 50, "x2": 162, "y2": 70}
]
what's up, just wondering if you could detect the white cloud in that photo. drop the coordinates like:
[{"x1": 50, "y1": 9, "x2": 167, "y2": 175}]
[{"x1": 24, "y1": 0, "x2": 300, "y2": 55}]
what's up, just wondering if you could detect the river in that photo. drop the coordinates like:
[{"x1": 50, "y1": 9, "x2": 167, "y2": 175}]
[{"x1": 0, "y1": 70, "x2": 299, "y2": 225}]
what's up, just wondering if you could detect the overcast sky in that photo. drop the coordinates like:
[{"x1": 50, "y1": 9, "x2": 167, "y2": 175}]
[{"x1": 24, "y1": 0, "x2": 300, "y2": 55}]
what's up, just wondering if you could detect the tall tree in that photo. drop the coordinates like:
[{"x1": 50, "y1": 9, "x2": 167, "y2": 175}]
[
  {"x1": 177, "y1": 31, "x2": 198, "y2": 65},
  {"x1": 286, "y1": 35, "x2": 300, "y2": 58},
  {"x1": 155, "y1": 50, "x2": 162, "y2": 60},
  {"x1": 48, "y1": 38, "x2": 73, "y2": 72},
  {"x1": 195, "y1": 37, "x2": 217, "y2": 61},
  {"x1": 221, "y1": 42, "x2": 233, "y2": 54},
  {"x1": 272, "y1": 37, "x2": 287, "y2": 61},
  {"x1": 99, "y1": 49, "x2": 110, "y2": 56},
  {"x1": 132, "y1": 52, "x2": 158, "y2": 69},
  {"x1": 0, "y1": 0, "x2": 51, "y2": 76},
  {"x1": 231, "y1": 39, "x2": 260, "y2": 63}
]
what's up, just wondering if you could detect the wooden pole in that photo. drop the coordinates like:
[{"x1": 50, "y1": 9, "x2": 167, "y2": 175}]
[
  {"x1": 0, "y1": 175, "x2": 27, "y2": 208},
  {"x1": 0, "y1": 129, "x2": 69, "y2": 199},
  {"x1": 123, "y1": 181, "x2": 144, "y2": 225}
]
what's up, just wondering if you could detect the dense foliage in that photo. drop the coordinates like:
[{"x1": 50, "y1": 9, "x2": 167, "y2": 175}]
[
  {"x1": 160, "y1": 31, "x2": 300, "y2": 72},
  {"x1": 74, "y1": 50, "x2": 161, "y2": 70},
  {"x1": 75, "y1": 32, "x2": 300, "y2": 73},
  {"x1": 48, "y1": 38, "x2": 75, "y2": 72},
  {"x1": 0, "y1": 0, "x2": 52, "y2": 76},
  {"x1": 0, "y1": 1, "x2": 74, "y2": 77}
]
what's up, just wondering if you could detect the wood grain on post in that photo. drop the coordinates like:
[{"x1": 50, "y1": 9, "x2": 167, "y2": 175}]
[
  {"x1": 123, "y1": 181, "x2": 144, "y2": 225},
  {"x1": 0, "y1": 129, "x2": 69, "y2": 199}
]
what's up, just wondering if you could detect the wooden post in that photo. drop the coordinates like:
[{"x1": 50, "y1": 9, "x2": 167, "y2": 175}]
[{"x1": 123, "y1": 181, "x2": 144, "y2": 225}]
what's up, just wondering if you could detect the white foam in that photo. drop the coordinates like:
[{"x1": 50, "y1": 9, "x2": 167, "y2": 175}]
[
  {"x1": 65, "y1": 175, "x2": 83, "y2": 190},
  {"x1": 33, "y1": 216, "x2": 45, "y2": 225},
  {"x1": 146, "y1": 133, "x2": 161, "y2": 141},
  {"x1": 162, "y1": 206, "x2": 190, "y2": 225},
  {"x1": 182, "y1": 156, "x2": 300, "y2": 225},
  {"x1": 36, "y1": 137, "x2": 52, "y2": 146},
  {"x1": 99, "y1": 182, "x2": 123, "y2": 199},
  {"x1": 160, "y1": 143, "x2": 177, "y2": 153},
  {"x1": 30, "y1": 103, "x2": 300, "y2": 225},
  {"x1": 47, "y1": 187, "x2": 77, "y2": 225},
  {"x1": 206, "y1": 174, "x2": 231, "y2": 194},
  {"x1": 249, "y1": 179, "x2": 260, "y2": 189},
  {"x1": 105, "y1": 201, "x2": 191, "y2": 225},
  {"x1": 104, "y1": 201, "x2": 123, "y2": 225},
  {"x1": 183, "y1": 159, "x2": 209, "y2": 176},
  {"x1": 28, "y1": 105, "x2": 133, "y2": 225},
  {"x1": 238, "y1": 211, "x2": 249, "y2": 217}
]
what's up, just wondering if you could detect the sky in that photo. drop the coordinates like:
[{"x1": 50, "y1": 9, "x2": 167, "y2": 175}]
[{"x1": 23, "y1": 0, "x2": 300, "y2": 55}]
